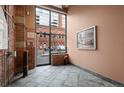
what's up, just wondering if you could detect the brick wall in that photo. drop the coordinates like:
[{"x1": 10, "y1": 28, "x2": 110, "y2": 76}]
[
  {"x1": 25, "y1": 6, "x2": 36, "y2": 70},
  {"x1": 7, "y1": 5, "x2": 15, "y2": 84},
  {"x1": 14, "y1": 6, "x2": 25, "y2": 75},
  {"x1": 0, "y1": 51, "x2": 4, "y2": 86},
  {"x1": 25, "y1": 28, "x2": 35, "y2": 69},
  {"x1": 14, "y1": 6, "x2": 36, "y2": 73},
  {"x1": 0, "y1": 5, "x2": 15, "y2": 86}
]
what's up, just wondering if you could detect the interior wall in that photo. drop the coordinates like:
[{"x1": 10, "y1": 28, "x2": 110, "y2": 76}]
[
  {"x1": 25, "y1": 6, "x2": 36, "y2": 69},
  {"x1": 25, "y1": 6, "x2": 35, "y2": 29},
  {"x1": 7, "y1": 5, "x2": 15, "y2": 84},
  {"x1": 14, "y1": 5, "x2": 36, "y2": 74},
  {"x1": 14, "y1": 5, "x2": 26, "y2": 75},
  {"x1": 0, "y1": 5, "x2": 15, "y2": 86},
  {"x1": 67, "y1": 6, "x2": 124, "y2": 83}
]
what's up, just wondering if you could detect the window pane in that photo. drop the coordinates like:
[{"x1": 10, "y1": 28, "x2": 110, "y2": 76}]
[
  {"x1": 62, "y1": 15, "x2": 65, "y2": 31},
  {"x1": 51, "y1": 12, "x2": 66, "y2": 35},
  {"x1": 36, "y1": 8, "x2": 49, "y2": 26},
  {"x1": 36, "y1": 8, "x2": 50, "y2": 34},
  {"x1": 51, "y1": 12, "x2": 59, "y2": 27},
  {"x1": 51, "y1": 12, "x2": 66, "y2": 53},
  {"x1": 36, "y1": 8, "x2": 66, "y2": 54},
  {"x1": 51, "y1": 35, "x2": 66, "y2": 53}
]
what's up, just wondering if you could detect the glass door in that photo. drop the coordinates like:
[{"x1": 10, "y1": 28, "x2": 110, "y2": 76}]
[
  {"x1": 36, "y1": 8, "x2": 50, "y2": 66},
  {"x1": 35, "y1": 7, "x2": 67, "y2": 66}
]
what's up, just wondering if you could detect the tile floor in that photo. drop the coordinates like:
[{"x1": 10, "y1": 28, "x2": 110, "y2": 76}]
[{"x1": 8, "y1": 65, "x2": 122, "y2": 87}]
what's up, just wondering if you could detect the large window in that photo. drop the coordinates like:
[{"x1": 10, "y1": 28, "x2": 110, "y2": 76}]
[
  {"x1": 36, "y1": 7, "x2": 67, "y2": 54},
  {"x1": 51, "y1": 12, "x2": 66, "y2": 53}
]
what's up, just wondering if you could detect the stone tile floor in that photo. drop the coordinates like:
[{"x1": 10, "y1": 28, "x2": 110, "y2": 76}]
[{"x1": 8, "y1": 65, "x2": 122, "y2": 87}]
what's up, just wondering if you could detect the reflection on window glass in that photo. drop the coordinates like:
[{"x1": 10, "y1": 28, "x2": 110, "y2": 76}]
[
  {"x1": 51, "y1": 12, "x2": 66, "y2": 53},
  {"x1": 51, "y1": 35, "x2": 66, "y2": 53},
  {"x1": 51, "y1": 12, "x2": 59, "y2": 27},
  {"x1": 36, "y1": 8, "x2": 49, "y2": 26},
  {"x1": 62, "y1": 15, "x2": 65, "y2": 29},
  {"x1": 36, "y1": 7, "x2": 66, "y2": 54}
]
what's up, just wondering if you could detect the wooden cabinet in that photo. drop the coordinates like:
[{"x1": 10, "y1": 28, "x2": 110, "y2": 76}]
[{"x1": 51, "y1": 53, "x2": 69, "y2": 66}]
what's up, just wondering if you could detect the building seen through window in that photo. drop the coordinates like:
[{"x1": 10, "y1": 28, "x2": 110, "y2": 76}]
[{"x1": 36, "y1": 7, "x2": 66, "y2": 54}]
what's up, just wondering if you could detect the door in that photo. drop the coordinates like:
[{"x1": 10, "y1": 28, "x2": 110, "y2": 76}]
[{"x1": 36, "y1": 8, "x2": 50, "y2": 66}]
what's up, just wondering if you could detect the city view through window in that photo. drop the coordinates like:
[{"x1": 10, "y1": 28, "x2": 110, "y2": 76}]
[{"x1": 36, "y1": 7, "x2": 66, "y2": 65}]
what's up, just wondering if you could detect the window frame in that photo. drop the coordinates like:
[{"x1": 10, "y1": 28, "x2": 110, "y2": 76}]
[{"x1": 35, "y1": 6, "x2": 67, "y2": 53}]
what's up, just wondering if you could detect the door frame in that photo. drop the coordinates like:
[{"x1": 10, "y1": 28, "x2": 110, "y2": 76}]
[
  {"x1": 35, "y1": 6, "x2": 67, "y2": 66},
  {"x1": 36, "y1": 32, "x2": 51, "y2": 66},
  {"x1": 35, "y1": 7, "x2": 51, "y2": 66}
]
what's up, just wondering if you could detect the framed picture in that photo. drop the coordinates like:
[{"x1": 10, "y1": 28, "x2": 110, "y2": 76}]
[{"x1": 77, "y1": 26, "x2": 96, "y2": 50}]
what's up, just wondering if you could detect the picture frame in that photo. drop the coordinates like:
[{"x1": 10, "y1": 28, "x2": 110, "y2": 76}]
[{"x1": 77, "y1": 26, "x2": 96, "y2": 50}]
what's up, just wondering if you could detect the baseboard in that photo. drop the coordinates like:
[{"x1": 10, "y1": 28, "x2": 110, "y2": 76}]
[{"x1": 72, "y1": 64, "x2": 124, "y2": 87}]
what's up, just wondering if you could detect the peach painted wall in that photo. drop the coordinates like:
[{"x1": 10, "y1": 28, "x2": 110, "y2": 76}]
[{"x1": 67, "y1": 6, "x2": 124, "y2": 83}]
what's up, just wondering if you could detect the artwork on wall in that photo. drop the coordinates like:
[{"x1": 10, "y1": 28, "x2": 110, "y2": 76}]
[{"x1": 77, "y1": 26, "x2": 96, "y2": 50}]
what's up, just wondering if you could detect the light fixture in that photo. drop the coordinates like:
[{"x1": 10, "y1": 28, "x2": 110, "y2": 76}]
[{"x1": 26, "y1": 11, "x2": 30, "y2": 16}]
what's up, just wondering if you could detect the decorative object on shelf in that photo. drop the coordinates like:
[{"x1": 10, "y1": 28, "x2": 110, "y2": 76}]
[{"x1": 77, "y1": 26, "x2": 97, "y2": 50}]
